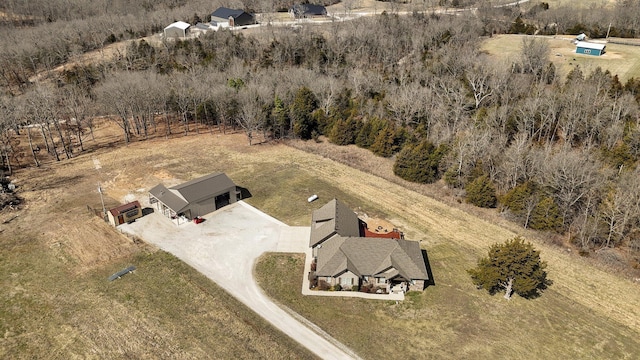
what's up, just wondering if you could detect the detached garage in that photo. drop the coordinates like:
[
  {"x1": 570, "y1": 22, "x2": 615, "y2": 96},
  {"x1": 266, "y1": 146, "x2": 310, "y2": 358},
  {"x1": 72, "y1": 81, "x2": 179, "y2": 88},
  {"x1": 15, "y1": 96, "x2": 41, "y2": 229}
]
[
  {"x1": 149, "y1": 172, "x2": 240, "y2": 222},
  {"x1": 164, "y1": 21, "x2": 191, "y2": 38},
  {"x1": 576, "y1": 41, "x2": 606, "y2": 56}
]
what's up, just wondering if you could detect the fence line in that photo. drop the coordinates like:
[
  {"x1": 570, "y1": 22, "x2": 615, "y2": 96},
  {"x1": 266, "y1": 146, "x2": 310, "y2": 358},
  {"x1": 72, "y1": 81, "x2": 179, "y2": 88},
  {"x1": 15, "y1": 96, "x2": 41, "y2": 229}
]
[
  {"x1": 118, "y1": 228, "x2": 143, "y2": 244},
  {"x1": 86, "y1": 204, "x2": 107, "y2": 222}
]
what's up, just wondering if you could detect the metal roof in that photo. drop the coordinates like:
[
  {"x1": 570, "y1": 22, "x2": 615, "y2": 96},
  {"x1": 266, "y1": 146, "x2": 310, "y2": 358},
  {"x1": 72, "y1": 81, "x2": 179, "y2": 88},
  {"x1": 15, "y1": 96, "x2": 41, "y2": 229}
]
[
  {"x1": 211, "y1": 7, "x2": 246, "y2": 19},
  {"x1": 170, "y1": 172, "x2": 235, "y2": 204},
  {"x1": 576, "y1": 41, "x2": 606, "y2": 51},
  {"x1": 109, "y1": 201, "x2": 141, "y2": 216},
  {"x1": 165, "y1": 21, "x2": 191, "y2": 30},
  {"x1": 291, "y1": 4, "x2": 327, "y2": 16},
  {"x1": 149, "y1": 184, "x2": 188, "y2": 213},
  {"x1": 149, "y1": 172, "x2": 235, "y2": 214}
]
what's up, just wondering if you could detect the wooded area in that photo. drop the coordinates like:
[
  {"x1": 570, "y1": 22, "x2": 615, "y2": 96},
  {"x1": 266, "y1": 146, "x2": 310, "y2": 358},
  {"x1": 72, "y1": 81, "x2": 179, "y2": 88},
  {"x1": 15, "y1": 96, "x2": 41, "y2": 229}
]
[{"x1": 2, "y1": 0, "x2": 640, "y2": 262}]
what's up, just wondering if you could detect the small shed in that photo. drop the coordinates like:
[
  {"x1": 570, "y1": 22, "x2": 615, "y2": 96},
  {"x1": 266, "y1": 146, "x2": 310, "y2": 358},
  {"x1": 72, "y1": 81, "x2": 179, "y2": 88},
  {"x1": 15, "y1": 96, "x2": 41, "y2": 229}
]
[
  {"x1": 164, "y1": 21, "x2": 191, "y2": 38},
  {"x1": 576, "y1": 33, "x2": 586, "y2": 41},
  {"x1": 149, "y1": 172, "x2": 240, "y2": 222},
  {"x1": 576, "y1": 41, "x2": 606, "y2": 56},
  {"x1": 108, "y1": 201, "x2": 143, "y2": 227},
  {"x1": 210, "y1": 7, "x2": 256, "y2": 28}
]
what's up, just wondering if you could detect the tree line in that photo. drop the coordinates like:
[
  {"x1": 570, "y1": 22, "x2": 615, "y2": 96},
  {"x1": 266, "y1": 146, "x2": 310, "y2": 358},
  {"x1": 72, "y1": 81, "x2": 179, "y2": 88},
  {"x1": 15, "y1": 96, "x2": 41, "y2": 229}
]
[{"x1": 1, "y1": 3, "x2": 640, "y2": 259}]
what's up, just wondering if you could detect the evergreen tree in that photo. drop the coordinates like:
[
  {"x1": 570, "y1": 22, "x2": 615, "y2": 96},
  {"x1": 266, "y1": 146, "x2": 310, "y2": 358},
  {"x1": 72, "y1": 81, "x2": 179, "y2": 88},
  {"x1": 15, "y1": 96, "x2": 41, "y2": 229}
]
[
  {"x1": 529, "y1": 196, "x2": 562, "y2": 231},
  {"x1": 393, "y1": 141, "x2": 448, "y2": 183},
  {"x1": 356, "y1": 117, "x2": 388, "y2": 149},
  {"x1": 290, "y1": 87, "x2": 318, "y2": 140},
  {"x1": 468, "y1": 237, "x2": 550, "y2": 300},
  {"x1": 500, "y1": 181, "x2": 544, "y2": 228},
  {"x1": 271, "y1": 96, "x2": 289, "y2": 139},
  {"x1": 465, "y1": 175, "x2": 497, "y2": 208},
  {"x1": 329, "y1": 116, "x2": 359, "y2": 145},
  {"x1": 370, "y1": 126, "x2": 397, "y2": 157}
]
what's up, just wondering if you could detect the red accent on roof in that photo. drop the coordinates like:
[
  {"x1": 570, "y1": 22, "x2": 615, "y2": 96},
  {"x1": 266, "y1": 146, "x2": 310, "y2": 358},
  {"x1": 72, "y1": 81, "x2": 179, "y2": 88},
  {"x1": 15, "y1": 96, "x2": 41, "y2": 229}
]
[{"x1": 109, "y1": 201, "x2": 141, "y2": 216}]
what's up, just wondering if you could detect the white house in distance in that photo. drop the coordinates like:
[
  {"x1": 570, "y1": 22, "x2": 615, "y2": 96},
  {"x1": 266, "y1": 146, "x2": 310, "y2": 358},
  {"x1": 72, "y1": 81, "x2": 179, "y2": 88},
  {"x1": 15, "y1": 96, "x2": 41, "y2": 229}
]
[{"x1": 164, "y1": 21, "x2": 191, "y2": 38}]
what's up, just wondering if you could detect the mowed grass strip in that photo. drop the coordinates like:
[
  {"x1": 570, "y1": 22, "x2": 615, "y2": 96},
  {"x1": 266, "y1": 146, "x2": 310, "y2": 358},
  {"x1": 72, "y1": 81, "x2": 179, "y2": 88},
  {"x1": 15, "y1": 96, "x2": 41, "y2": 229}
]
[{"x1": 481, "y1": 34, "x2": 640, "y2": 81}]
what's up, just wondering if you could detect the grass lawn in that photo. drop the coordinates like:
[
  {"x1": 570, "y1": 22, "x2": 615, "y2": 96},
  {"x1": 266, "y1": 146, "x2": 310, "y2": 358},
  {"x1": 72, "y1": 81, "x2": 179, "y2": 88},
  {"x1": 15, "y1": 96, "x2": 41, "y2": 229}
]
[
  {"x1": 2, "y1": 121, "x2": 639, "y2": 358},
  {"x1": 481, "y1": 34, "x2": 640, "y2": 82},
  {"x1": 256, "y1": 245, "x2": 638, "y2": 359},
  {"x1": 0, "y1": 225, "x2": 315, "y2": 359}
]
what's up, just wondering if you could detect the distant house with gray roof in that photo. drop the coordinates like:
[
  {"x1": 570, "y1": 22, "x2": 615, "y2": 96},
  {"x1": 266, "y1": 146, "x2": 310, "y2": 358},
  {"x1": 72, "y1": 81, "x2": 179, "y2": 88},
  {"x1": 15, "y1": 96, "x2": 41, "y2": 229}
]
[
  {"x1": 149, "y1": 172, "x2": 239, "y2": 222},
  {"x1": 210, "y1": 7, "x2": 256, "y2": 28},
  {"x1": 310, "y1": 199, "x2": 429, "y2": 293},
  {"x1": 289, "y1": 4, "x2": 327, "y2": 18}
]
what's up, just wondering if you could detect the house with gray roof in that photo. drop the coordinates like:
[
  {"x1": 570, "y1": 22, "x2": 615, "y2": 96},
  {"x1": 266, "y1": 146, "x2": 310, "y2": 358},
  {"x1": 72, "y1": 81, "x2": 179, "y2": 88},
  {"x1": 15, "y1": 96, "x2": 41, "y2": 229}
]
[
  {"x1": 149, "y1": 172, "x2": 239, "y2": 222},
  {"x1": 289, "y1": 4, "x2": 327, "y2": 18},
  {"x1": 310, "y1": 199, "x2": 429, "y2": 293},
  {"x1": 210, "y1": 7, "x2": 256, "y2": 28}
]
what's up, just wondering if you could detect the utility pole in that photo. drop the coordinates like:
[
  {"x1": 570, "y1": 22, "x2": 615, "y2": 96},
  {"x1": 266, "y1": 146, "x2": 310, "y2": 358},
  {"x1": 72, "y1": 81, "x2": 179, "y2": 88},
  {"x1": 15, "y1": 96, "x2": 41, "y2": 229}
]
[{"x1": 606, "y1": 22, "x2": 612, "y2": 39}]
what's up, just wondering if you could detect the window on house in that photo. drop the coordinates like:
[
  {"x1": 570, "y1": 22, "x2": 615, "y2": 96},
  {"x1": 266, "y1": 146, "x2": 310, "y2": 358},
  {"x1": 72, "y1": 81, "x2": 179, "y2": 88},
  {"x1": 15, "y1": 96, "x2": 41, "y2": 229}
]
[{"x1": 376, "y1": 277, "x2": 387, "y2": 284}]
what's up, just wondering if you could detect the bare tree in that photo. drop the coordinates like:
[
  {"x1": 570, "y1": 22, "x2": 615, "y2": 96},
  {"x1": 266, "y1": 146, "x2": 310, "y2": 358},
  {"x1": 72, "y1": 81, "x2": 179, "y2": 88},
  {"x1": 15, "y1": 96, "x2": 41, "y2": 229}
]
[
  {"x1": 465, "y1": 62, "x2": 495, "y2": 110},
  {"x1": 236, "y1": 84, "x2": 270, "y2": 146},
  {"x1": 95, "y1": 72, "x2": 134, "y2": 143},
  {"x1": 539, "y1": 147, "x2": 608, "y2": 227},
  {"x1": 599, "y1": 170, "x2": 640, "y2": 248},
  {"x1": 519, "y1": 37, "x2": 550, "y2": 80}
]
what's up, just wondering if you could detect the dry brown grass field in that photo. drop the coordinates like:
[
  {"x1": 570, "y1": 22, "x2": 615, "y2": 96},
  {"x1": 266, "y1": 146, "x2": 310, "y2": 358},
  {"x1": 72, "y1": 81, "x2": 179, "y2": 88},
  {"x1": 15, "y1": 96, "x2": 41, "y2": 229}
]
[
  {"x1": 2, "y1": 120, "x2": 639, "y2": 358},
  {"x1": 482, "y1": 34, "x2": 640, "y2": 81}
]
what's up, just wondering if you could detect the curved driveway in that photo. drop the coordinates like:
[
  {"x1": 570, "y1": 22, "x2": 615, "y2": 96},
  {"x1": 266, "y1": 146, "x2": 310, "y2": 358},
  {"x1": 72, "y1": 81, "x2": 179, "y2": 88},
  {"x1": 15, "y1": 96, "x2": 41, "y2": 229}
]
[{"x1": 121, "y1": 201, "x2": 359, "y2": 360}]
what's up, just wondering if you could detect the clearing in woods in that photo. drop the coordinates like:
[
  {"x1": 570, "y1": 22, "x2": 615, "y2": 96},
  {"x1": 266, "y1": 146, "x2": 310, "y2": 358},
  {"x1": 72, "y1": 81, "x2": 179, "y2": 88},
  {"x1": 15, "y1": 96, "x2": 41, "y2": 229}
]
[
  {"x1": 1, "y1": 120, "x2": 639, "y2": 358},
  {"x1": 482, "y1": 34, "x2": 640, "y2": 81}
]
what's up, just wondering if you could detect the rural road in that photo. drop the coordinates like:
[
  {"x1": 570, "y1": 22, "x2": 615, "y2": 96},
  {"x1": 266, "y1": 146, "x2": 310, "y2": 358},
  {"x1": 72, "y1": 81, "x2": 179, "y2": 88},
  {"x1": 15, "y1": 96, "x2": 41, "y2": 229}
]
[{"x1": 121, "y1": 201, "x2": 361, "y2": 360}]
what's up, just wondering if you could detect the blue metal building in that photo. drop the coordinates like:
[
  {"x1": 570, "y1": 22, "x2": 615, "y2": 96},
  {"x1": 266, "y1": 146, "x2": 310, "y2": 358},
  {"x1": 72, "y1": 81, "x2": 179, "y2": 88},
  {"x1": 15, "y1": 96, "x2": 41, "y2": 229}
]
[{"x1": 576, "y1": 41, "x2": 606, "y2": 56}]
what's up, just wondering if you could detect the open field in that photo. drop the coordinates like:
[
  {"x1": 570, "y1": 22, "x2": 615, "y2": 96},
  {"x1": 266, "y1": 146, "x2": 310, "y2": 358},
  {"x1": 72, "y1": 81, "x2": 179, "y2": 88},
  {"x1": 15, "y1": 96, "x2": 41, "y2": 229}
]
[
  {"x1": 2, "y1": 120, "x2": 640, "y2": 358},
  {"x1": 482, "y1": 34, "x2": 640, "y2": 81},
  {"x1": 0, "y1": 123, "x2": 316, "y2": 359}
]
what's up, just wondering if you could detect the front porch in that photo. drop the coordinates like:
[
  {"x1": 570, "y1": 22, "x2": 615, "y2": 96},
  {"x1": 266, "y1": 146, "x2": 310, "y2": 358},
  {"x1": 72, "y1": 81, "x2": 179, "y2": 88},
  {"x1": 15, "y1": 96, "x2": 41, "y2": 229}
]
[{"x1": 149, "y1": 194, "x2": 191, "y2": 225}]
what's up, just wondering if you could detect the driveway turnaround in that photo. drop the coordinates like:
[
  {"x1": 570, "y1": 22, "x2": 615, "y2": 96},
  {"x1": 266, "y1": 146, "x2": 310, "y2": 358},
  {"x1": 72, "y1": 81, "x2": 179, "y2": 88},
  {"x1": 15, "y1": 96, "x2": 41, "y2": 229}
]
[{"x1": 121, "y1": 201, "x2": 360, "y2": 360}]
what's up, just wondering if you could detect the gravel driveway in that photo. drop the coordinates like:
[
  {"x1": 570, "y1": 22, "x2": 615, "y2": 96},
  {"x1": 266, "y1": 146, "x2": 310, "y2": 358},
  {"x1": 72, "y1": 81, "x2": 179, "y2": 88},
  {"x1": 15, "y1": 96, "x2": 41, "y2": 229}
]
[{"x1": 121, "y1": 201, "x2": 359, "y2": 360}]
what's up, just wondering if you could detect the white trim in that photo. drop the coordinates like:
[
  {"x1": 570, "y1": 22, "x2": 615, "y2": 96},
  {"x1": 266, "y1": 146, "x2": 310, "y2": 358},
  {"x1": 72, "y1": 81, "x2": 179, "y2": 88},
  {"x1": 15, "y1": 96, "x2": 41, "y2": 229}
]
[{"x1": 576, "y1": 41, "x2": 605, "y2": 51}]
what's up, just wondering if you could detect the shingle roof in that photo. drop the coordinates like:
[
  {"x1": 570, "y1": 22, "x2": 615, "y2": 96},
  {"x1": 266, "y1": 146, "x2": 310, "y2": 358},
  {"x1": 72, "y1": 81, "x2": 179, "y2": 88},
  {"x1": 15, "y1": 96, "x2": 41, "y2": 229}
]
[
  {"x1": 149, "y1": 173, "x2": 236, "y2": 213},
  {"x1": 309, "y1": 199, "x2": 361, "y2": 247},
  {"x1": 316, "y1": 237, "x2": 429, "y2": 280},
  {"x1": 315, "y1": 236, "x2": 347, "y2": 276}
]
